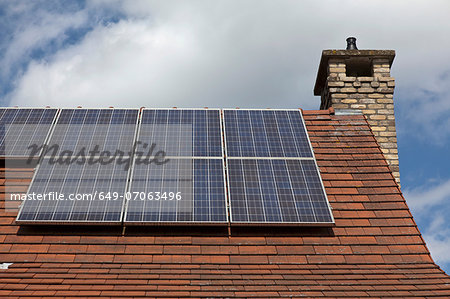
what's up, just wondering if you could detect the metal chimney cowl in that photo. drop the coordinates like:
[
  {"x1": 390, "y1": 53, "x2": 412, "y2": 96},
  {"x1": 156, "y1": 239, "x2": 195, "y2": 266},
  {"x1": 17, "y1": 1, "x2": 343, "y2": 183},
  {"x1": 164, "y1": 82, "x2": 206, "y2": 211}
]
[{"x1": 346, "y1": 37, "x2": 358, "y2": 50}]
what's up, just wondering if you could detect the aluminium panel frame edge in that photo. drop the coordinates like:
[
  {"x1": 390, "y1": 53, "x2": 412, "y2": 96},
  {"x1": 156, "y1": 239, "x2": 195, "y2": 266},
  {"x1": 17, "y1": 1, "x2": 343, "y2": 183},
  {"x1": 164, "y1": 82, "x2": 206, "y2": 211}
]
[
  {"x1": 297, "y1": 109, "x2": 335, "y2": 225},
  {"x1": 219, "y1": 109, "x2": 229, "y2": 225},
  {"x1": 119, "y1": 108, "x2": 141, "y2": 225}
]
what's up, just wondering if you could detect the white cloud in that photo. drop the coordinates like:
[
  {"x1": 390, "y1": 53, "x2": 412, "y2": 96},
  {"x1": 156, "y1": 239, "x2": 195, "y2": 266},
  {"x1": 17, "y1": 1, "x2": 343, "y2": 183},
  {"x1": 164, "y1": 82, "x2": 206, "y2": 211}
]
[
  {"x1": 0, "y1": 2, "x2": 88, "y2": 80},
  {"x1": 423, "y1": 229, "x2": 450, "y2": 265},
  {"x1": 423, "y1": 214, "x2": 450, "y2": 265},
  {"x1": 7, "y1": 1, "x2": 320, "y2": 108},
  {"x1": 6, "y1": 0, "x2": 450, "y2": 113},
  {"x1": 404, "y1": 179, "x2": 450, "y2": 268},
  {"x1": 404, "y1": 179, "x2": 450, "y2": 211}
]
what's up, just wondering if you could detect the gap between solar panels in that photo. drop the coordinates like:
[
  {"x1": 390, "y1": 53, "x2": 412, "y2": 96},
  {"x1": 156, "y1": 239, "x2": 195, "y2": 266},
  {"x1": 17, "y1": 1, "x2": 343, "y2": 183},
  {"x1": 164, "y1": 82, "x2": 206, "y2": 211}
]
[{"x1": 11, "y1": 108, "x2": 334, "y2": 227}]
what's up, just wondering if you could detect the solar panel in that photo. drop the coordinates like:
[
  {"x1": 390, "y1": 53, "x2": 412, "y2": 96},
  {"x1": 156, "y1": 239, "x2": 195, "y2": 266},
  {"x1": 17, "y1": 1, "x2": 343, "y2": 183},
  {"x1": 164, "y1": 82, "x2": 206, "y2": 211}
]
[
  {"x1": 138, "y1": 109, "x2": 222, "y2": 157},
  {"x1": 223, "y1": 109, "x2": 313, "y2": 158},
  {"x1": 227, "y1": 159, "x2": 333, "y2": 224},
  {"x1": 125, "y1": 158, "x2": 227, "y2": 224},
  {"x1": 16, "y1": 157, "x2": 128, "y2": 223},
  {"x1": 0, "y1": 108, "x2": 57, "y2": 157},
  {"x1": 224, "y1": 109, "x2": 333, "y2": 225},
  {"x1": 45, "y1": 109, "x2": 139, "y2": 157},
  {"x1": 126, "y1": 109, "x2": 226, "y2": 224}
]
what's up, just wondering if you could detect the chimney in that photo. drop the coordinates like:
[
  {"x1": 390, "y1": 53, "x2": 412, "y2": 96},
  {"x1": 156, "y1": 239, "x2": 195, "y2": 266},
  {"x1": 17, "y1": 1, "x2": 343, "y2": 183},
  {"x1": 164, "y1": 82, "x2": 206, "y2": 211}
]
[{"x1": 314, "y1": 38, "x2": 400, "y2": 184}]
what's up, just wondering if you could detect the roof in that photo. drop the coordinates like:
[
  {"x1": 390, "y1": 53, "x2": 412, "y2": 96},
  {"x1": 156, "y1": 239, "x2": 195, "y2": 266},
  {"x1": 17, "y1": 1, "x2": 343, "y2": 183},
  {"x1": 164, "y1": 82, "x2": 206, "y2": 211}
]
[{"x1": 0, "y1": 109, "x2": 449, "y2": 298}]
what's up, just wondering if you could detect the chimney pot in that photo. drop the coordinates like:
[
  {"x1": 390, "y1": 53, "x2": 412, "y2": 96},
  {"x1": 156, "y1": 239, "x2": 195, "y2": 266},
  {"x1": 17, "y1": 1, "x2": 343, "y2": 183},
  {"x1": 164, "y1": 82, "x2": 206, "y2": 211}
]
[{"x1": 346, "y1": 37, "x2": 358, "y2": 50}]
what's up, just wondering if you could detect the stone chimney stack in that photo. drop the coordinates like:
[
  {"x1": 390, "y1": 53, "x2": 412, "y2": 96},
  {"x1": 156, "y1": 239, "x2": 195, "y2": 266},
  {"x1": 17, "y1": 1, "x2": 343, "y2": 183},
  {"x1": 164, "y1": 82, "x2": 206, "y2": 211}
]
[{"x1": 313, "y1": 39, "x2": 399, "y2": 184}]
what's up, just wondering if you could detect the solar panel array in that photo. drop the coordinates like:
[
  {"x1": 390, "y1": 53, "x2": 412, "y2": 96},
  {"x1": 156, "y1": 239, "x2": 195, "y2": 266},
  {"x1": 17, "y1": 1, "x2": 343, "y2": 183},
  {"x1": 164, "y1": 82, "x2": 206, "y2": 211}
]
[
  {"x1": 13, "y1": 108, "x2": 333, "y2": 226},
  {"x1": 0, "y1": 108, "x2": 57, "y2": 157},
  {"x1": 223, "y1": 109, "x2": 333, "y2": 225}
]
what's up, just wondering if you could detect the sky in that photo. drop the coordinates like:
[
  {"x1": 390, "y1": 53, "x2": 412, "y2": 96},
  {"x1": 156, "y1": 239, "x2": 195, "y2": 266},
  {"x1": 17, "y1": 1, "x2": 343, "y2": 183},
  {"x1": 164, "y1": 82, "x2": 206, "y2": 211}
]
[{"x1": 1, "y1": 0, "x2": 449, "y2": 272}]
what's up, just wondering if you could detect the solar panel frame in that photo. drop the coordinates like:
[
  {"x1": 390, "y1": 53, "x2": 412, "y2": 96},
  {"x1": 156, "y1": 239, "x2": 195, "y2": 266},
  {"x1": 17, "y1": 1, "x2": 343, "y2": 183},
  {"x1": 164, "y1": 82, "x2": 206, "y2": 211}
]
[
  {"x1": 279, "y1": 109, "x2": 333, "y2": 225},
  {"x1": 124, "y1": 108, "x2": 228, "y2": 225},
  {"x1": 223, "y1": 109, "x2": 334, "y2": 226},
  {"x1": 0, "y1": 107, "x2": 58, "y2": 158}
]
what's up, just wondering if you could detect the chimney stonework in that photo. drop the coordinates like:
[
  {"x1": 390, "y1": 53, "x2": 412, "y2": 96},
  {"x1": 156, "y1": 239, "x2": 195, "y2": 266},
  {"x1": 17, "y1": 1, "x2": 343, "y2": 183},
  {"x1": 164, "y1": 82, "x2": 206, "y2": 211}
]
[{"x1": 314, "y1": 49, "x2": 400, "y2": 184}]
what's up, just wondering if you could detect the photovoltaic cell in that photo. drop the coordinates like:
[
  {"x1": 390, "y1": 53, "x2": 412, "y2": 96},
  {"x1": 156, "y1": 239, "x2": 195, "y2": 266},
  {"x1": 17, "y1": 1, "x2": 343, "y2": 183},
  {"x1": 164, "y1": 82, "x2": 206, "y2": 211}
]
[
  {"x1": 16, "y1": 157, "x2": 128, "y2": 223},
  {"x1": 0, "y1": 108, "x2": 57, "y2": 156},
  {"x1": 138, "y1": 109, "x2": 222, "y2": 157},
  {"x1": 223, "y1": 109, "x2": 312, "y2": 158},
  {"x1": 46, "y1": 109, "x2": 138, "y2": 157},
  {"x1": 227, "y1": 159, "x2": 333, "y2": 224},
  {"x1": 125, "y1": 158, "x2": 227, "y2": 223}
]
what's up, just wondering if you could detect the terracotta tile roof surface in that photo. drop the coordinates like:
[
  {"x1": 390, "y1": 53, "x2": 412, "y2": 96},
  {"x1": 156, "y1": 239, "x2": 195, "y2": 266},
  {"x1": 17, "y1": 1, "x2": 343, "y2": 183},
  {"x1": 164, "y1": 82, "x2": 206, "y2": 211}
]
[{"x1": 0, "y1": 109, "x2": 449, "y2": 298}]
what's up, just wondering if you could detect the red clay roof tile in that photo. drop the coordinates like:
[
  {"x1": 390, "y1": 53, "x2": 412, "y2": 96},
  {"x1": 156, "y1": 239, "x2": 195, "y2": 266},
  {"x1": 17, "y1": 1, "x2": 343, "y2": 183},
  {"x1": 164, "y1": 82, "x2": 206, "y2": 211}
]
[{"x1": 0, "y1": 110, "x2": 449, "y2": 297}]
